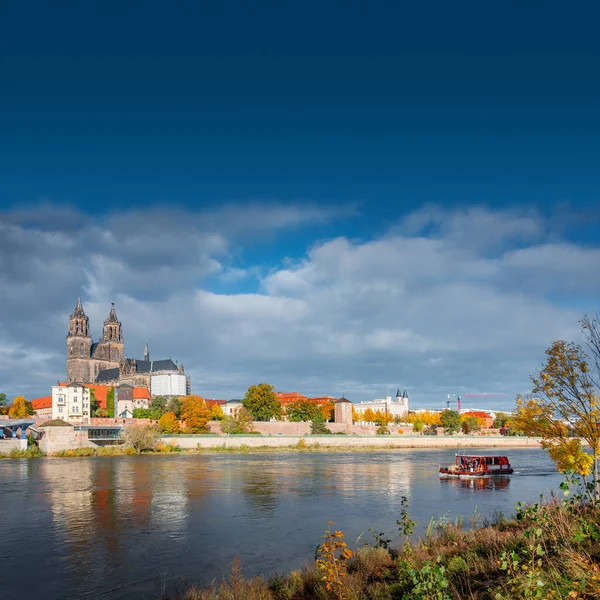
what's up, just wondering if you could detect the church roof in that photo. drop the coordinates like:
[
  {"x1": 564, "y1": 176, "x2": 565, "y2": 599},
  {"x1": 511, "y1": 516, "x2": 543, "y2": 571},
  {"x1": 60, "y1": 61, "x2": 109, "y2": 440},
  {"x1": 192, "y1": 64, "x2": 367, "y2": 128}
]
[
  {"x1": 96, "y1": 367, "x2": 119, "y2": 382},
  {"x1": 336, "y1": 396, "x2": 352, "y2": 403},
  {"x1": 396, "y1": 388, "x2": 401, "y2": 398}
]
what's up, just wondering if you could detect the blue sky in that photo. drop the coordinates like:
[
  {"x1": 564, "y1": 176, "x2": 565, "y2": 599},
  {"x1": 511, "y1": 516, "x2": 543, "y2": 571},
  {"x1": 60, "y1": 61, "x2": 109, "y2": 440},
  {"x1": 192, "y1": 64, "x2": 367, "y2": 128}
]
[{"x1": 0, "y1": 1, "x2": 599, "y2": 409}]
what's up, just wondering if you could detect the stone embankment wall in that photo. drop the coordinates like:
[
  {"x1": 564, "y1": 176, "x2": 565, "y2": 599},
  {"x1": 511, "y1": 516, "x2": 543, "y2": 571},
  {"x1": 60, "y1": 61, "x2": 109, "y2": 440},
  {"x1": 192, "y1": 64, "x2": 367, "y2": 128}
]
[
  {"x1": 0, "y1": 439, "x2": 27, "y2": 454},
  {"x1": 165, "y1": 434, "x2": 543, "y2": 449},
  {"x1": 207, "y1": 421, "x2": 414, "y2": 435},
  {"x1": 38, "y1": 426, "x2": 99, "y2": 454}
]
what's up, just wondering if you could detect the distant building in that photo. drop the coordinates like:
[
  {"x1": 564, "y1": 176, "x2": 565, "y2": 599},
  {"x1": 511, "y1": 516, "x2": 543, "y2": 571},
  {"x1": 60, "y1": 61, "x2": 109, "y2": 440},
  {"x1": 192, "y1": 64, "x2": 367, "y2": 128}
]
[
  {"x1": 462, "y1": 411, "x2": 494, "y2": 428},
  {"x1": 353, "y1": 389, "x2": 409, "y2": 420},
  {"x1": 51, "y1": 383, "x2": 92, "y2": 424},
  {"x1": 66, "y1": 298, "x2": 191, "y2": 395},
  {"x1": 116, "y1": 384, "x2": 151, "y2": 418},
  {"x1": 334, "y1": 396, "x2": 353, "y2": 425},
  {"x1": 222, "y1": 400, "x2": 243, "y2": 416}
]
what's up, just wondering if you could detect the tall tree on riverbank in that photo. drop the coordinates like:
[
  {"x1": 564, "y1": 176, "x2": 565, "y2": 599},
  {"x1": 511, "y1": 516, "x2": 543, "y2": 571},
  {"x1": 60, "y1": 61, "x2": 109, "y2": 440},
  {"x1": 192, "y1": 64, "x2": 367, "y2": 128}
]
[
  {"x1": 8, "y1": 396, "x2": 33, "y2": 418},
  {"x1": 513, "y1": 313, "x2": 600, "y2": 506},
  {"x1": 0, "y1": 392, "x2": 8, "y2": 415},
  {"x1": 242, "y1": 383, "x2": 282, "y2": 421},
  {"x1": 286, "y1": 399, "x2": 321, "y2": 422},
  {"x1": 181, "y1": 395, "x2": 212, "y2": 433},
  {"x1": 440, "y1": 410, "x2": 461, "y2": 435}
]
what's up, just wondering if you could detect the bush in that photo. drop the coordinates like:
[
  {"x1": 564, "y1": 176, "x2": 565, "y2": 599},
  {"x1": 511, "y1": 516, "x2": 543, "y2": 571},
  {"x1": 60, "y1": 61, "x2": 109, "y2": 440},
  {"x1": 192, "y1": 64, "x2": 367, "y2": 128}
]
[
  {"x1": 123, "y1": 424, "x2": 160, "y2": 454},
  {"x1": 54, "y1": 447, "x2": 95, "y2": 457},
  {"x1": 5, "y1": 446, "x2": 45, "y2": 459},
  {"x1": 158, "y1": 411, "x2": 180, "y2": 434},
  {"x1": 156, "y1": 442, "x2": 182, "y2": 453}
]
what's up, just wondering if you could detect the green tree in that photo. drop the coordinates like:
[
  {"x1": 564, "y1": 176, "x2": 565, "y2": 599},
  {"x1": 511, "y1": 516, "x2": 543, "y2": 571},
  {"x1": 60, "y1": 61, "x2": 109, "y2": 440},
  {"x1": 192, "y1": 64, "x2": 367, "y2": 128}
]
[
  {"x1": 513, "y1": 313, "x2": 600, "y2": 505},
  {"x1": 166, "y1": 396, "x2": 182, "y2": 418},
  {"x1": 106, "y1": 387, "x2": 115, "y2": 418},
  {"x1": 242, "y1": 383, "x2": 282, "y2": 421},
  {"x1": 493, "y1": 412, "x2": 510, "y2": 429},
  {"x1": 220, "y1": 407, "x2": 254, "y2": 434},
  {"x1": 88, "y1": 389, "x2": 99, "y2": 416},
  {"x1": 286, "y1": 399, "x2": 321, "y2": 422},
  {"x1": 461, "y1": 415, "x2": 481, "y2": 434},
  {"x1": 150, "y1": 395, "x2": 168, "y2": 415},
  {"x1": 411, "y1": 418, "x2": 424, "y2": 433},
  {"x1": 0, "y1": 392, "x2": 7, "y2": 415},
  {"x1": 440, "y1": 410, "x2": 461, "y2": 435},
  {"x1": 310, "y1": 410, "x2": 331, "y2": 434}
]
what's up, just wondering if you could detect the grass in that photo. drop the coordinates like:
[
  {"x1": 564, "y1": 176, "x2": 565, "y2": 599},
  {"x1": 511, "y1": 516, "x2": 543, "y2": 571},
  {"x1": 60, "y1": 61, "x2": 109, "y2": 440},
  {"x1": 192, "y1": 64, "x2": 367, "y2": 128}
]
[
  {"x1": 0, "y1": 445, "x2": 45, "y2": 458},
  {"x1": 159, "y1": 497, "x2": 600, "y2": 600}
]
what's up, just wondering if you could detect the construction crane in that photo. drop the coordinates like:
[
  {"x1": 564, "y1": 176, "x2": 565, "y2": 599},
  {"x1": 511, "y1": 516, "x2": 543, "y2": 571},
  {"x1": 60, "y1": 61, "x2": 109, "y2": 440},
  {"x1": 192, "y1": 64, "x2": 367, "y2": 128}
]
[{"x1": 446, "y1": 393, "x2": 507, "y2": 413}]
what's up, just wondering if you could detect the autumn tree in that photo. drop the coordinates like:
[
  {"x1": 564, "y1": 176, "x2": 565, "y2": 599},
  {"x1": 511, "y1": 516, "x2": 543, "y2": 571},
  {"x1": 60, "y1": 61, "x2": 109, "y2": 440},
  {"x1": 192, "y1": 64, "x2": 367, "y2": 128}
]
[
  {"x1": 8, "y1": 396, "x2": 32, "y2": 418},
  {"x1": 220, "y1": 407, "x2": 254, "y2": 434},
  {"x1": 210, "y1": 403, "x2": 225, "y2": 420},
  {"x1": 320, "y1": 400, "x2": 335, "y2": 422},
  {"x1": 123, "y1": 423, "x2": 160, "y2": 454},
  {"x1": 286, "y1": 399, "x2": 321, "y2": 422},
  {"x1": 242, "y1": 383, "x2": 282, "y2": 421},
  {"x1": 180, "y1": 395, "x2": 212, "y2": 433},
  {"x1": 158, "y1": 411, "x2": 180, "y2": 434},
  {"x1": 513, "y1": 313, "x2": 600, "y2": 505},
  {"x1": 461, "y1": 415, "x2": 481, "y2": 434},
  {"x1": 373, "y1": 410, "x2": 393, "y2": 426},
  {"x1": 440, "y1": 410, "x2": 461, "y2": 435},
  {"x1": 493, "y1": 412, "x2": 510, "y2": 429},
  {"x1": 363, "y1": 408, "x2": 377, "y2": 424},
  {"x1": 352, "y1": 406, "x2": 359, "y2": 423}
]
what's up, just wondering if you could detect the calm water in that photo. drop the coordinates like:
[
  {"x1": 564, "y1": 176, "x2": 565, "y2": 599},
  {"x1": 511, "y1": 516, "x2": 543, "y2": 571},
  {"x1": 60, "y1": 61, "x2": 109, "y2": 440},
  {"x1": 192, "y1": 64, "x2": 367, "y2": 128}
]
[{"x1": 1, "y1": 448, "x2": 561, "y2": 600}]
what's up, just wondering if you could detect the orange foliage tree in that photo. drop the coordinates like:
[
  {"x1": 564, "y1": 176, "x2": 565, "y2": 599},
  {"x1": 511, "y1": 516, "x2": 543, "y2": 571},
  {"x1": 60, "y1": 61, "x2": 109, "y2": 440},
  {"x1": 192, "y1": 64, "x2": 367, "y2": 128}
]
[
  {"x1": 320, "y1": 400, "x2": 336, "y2": 422},
  {"x1": 180, "y1": 395, "x2": 211, "y2": 433},
  {"x1": 158, "y1": 411, "x2": 180, "y2": 434}
]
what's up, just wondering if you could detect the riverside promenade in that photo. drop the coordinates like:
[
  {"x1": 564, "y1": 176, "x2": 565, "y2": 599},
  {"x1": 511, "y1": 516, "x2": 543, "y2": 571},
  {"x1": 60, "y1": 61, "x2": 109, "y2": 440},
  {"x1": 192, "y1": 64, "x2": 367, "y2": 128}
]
[{"x1": 165, "y1": 434, "x2": 543, "y2": 449}]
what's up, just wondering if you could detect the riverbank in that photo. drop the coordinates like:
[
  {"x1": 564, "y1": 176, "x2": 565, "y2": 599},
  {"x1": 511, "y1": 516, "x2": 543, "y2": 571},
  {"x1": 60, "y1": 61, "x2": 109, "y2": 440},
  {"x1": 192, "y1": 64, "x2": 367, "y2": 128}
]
[
  {"x1": 0, "y1": 435, "x2": 543, "y2": 458},
  {"x1": 159, "y1": 497, "x2": 600, "y2": 600}
]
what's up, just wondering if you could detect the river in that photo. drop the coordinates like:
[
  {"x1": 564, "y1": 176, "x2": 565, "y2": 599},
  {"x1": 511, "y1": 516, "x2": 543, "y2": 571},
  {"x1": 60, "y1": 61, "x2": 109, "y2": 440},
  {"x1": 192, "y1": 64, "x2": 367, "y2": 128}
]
[{"x1": 1, "y1": 448, "x2": 561, "y2": 599}]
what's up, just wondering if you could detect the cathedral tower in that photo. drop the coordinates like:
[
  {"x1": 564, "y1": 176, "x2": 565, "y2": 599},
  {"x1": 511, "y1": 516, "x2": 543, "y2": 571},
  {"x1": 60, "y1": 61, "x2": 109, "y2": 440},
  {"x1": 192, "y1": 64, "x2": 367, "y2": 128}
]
[{"x1": 67, "y1": 298, "x2": 91, "y2": 382}]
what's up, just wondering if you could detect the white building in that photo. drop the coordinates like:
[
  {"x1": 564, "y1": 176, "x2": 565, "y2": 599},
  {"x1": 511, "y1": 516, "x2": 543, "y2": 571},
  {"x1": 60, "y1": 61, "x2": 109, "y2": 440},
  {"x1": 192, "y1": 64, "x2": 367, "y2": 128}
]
[
  {"x1": 222, "y1": 400, "x2": 243, "y2": 416},
  {"x1": 150, "y1": 372, "x2": 188, "y2": 397},
  {"x1": 52, "y1": 382, "x2": 92, "y2": 424},
  {"x1": 353, "y1": 389, "x2": 409, "y2": 421}
]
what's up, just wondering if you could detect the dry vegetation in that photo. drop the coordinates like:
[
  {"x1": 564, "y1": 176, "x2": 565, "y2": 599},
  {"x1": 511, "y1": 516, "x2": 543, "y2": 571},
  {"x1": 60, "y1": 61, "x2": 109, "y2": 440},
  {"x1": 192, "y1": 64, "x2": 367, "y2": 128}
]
[{"x1": 160, "y1": 496, "x2": 600, "y2": 600}]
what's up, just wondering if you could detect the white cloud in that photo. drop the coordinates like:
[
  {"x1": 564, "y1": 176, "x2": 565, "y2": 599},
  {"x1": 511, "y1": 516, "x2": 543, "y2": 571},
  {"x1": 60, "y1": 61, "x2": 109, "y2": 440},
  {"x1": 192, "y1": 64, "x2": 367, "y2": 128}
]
[{"x1": 0, "y1": 202, "x2": 597, "y2": 411}]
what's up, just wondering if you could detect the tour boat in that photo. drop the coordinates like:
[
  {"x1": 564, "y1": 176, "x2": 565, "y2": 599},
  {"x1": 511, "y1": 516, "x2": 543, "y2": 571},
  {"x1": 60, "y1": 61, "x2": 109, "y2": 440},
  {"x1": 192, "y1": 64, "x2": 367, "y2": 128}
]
[{"x1": 439, "y1": 454, "x2": 513, "y2": 479}]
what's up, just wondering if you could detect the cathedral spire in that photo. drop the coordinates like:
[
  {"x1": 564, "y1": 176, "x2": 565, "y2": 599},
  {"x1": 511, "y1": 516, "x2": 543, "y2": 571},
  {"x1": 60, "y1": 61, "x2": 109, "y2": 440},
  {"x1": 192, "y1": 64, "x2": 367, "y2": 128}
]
[
  {"x1": 71, "y1": 297, "x2": 86, "y2": 319},
  {"x1": 68, "y1": 297, "x2": 89, "y2": 337},
  {"x1": 105, "y1": 302, "x2": 119, "y2": 323},
  {"x1": 144, "y1": 341, "x2": 150, "y2": 362},
  {"x1": 102, "y1": 302, "x2": 123, "y2": 341}
]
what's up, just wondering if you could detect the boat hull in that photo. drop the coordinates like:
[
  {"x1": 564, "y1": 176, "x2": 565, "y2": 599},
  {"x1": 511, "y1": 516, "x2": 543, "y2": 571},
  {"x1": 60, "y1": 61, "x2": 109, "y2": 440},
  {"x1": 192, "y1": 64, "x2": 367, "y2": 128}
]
[{"x1": 439, "y1": 468, "x2": 513, "y2": 479}]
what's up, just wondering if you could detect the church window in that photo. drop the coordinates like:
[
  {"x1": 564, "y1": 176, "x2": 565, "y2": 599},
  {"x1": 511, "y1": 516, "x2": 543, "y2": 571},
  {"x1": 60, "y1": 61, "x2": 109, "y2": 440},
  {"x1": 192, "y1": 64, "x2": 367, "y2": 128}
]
[
  {"x1": 79, "y1": 343, "x2": 84, "y2": 357},
  {"x1": 115, "y1": 349, "x2": 120, "y2": 360}
]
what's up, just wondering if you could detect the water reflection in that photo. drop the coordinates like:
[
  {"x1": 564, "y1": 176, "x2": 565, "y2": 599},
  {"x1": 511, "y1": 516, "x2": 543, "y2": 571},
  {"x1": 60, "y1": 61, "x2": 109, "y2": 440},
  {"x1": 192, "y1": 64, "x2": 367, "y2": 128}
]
[
  {"x1": 0, "y1": 449, "x2": 562, "y2": 600},
  {"x1": 441, "y1": 477, "x2": 511, "y2": 491}
]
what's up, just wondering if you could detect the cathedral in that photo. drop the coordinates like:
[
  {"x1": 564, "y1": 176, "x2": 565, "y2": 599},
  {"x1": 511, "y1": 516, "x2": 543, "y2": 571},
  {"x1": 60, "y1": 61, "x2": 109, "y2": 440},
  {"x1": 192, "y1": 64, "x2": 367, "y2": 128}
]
[{"x1": 66, "y1": 298, "x2": 190, "y2": 396}]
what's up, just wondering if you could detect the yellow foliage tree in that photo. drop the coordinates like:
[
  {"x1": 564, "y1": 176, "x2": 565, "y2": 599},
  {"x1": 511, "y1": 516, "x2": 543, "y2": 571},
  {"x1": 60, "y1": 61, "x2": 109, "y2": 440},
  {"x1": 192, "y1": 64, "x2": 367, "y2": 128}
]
[
  {"x1": 363, "y1": 408, "x2": 377, "y2": 423},
  {"x1": 8, "y1": 395, "x2": 31, "y2": 418},
  {"x1": 158, "y1": 411, "x2": 180, "y2": 434},
  {"x1": 351, "y1": 406, "x2": 359, "y2": 423},
  {"x1": 513, "y1": 313, "x2": 600, "y2": 505},
  {"x1": 180, "y1": 395, "x2": 211, "y2": 433},
  {"x1": 211, "y1": 404, "x2": 225, "y2": 420}
]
